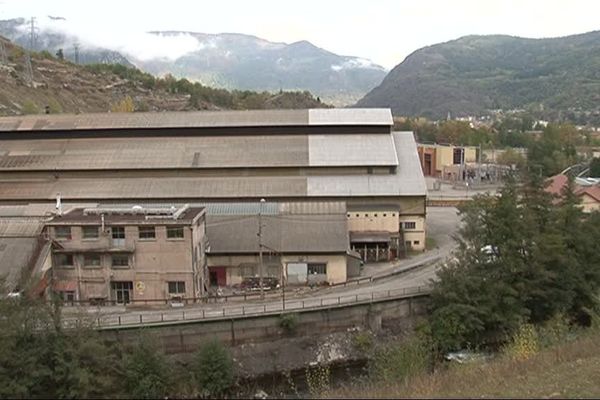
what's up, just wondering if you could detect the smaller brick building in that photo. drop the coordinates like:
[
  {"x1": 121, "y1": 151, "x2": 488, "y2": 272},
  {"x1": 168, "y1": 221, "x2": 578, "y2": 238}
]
[{"x1": 45, "y1": 205, "x2": 207, "y2": 304}]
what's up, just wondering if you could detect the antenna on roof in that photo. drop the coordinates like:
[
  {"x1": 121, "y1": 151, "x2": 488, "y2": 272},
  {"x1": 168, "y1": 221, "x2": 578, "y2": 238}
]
[{"x1": 55, "y1": 192, "x2": 62, "y2": 216}]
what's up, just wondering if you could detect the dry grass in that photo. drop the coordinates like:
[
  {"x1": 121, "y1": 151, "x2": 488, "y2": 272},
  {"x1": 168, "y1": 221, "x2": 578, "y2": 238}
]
[{"x1": 326, "y1": 329, "x2": 600, "y2": 399}]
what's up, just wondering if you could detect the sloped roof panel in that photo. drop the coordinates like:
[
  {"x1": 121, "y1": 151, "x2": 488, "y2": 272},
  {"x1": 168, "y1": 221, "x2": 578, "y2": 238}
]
[
  {"x1": 308, "y1": 134, "x2": 398, "y2": 166},
  {"x1": 206, "y1": 214, "x2": 348, "y2": 254}
]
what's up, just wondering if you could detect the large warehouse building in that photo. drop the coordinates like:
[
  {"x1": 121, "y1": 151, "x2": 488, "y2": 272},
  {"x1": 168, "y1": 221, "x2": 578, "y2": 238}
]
[{"x1": 0, "y1": 109, "x2": 427, "y2": 299}]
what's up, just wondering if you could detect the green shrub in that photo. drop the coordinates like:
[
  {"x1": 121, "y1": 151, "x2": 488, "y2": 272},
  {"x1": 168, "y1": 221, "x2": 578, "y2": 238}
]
[
  {"x1": 353, "y1": 330, "x2": 374, "y2": 354},
  {"x1": 194, "y1": 339, "x2": 234, "y2": 397},
  {"x1": 124, "y1": 338, "x2": 172, "y2": 399},
  {"x1": 22, "y1": 100, "x2": 39, "y2": 115},
  {"x1": 537, "y1": 314, "x2": 571, "y2": 348},
  {"x1": 279, "y1": 312, "x2": 299, "y2": 334},
  {"x1": 369, "y1": 337, "x2": 430, "y2": 383}
]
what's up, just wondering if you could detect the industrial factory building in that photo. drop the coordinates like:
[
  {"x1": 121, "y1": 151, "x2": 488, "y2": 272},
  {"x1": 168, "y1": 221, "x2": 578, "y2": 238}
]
[{"x1": 0, "y1": 109, "x2": 427, "y2": 299}]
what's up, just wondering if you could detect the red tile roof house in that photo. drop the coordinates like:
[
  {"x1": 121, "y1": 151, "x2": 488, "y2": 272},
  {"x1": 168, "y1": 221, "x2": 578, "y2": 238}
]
[{"x1": 545, "y1": 174, "x2": 600, "y2": 212}]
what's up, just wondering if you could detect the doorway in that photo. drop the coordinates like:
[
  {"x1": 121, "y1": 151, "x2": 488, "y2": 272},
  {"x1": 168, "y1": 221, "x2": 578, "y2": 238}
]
[
  {"x1": 424, "y1": 153, "x2": 432, "y2": 176},
  {"x1": 111, "y1": 281, "x2": 133, "y2": 304},
  {"x1": 208, "y1": 267, "x2": 227, "y2": 286}
]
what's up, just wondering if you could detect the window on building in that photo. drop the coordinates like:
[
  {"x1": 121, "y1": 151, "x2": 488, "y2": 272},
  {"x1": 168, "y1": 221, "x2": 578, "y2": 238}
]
[
  {"x1": 414, "y1": 240, "x2": 420, "y2": 245},
  {"x1": 364, "y1": 214, "x2": 369, "y2": 217},
  {"x1": 405, "y1": 241, "x2": 412, "y2": 248},
  {"x1": 82, "y1": 226, "x2": 99, "y2": 239},
  {"x1": 111, "y1": 227, "x2": 125, "y2": 239},
  {"x1": 59, "y1": 291, "x2": 75, "y2": 302},
  {"x1": 138, "y1": 226, "x2": 156, "y2": 240},
  {"x1": 55, "y1": 253, "x2": 74, "y2": 268},
  {"x1": 166, "y1": 226, "x2": 184, "y2": 239},
  {"x1": 383, "y1": 213, "x2": 387, "y2": 217},
  {"x1": 392, "y1": 213, "x2": 396, "y2": 217},
  {"x1": 453, "y1": 148, "x2": 464, "y2": 165},
  {"x1": 83, "y1": 253, "x2": 101, "y2": 267},
  {"x1": 374, "y1": 213, "x2": 378, "y2": 217},
  {"x1": 168, "y1": 281, "x2": 186, "y2": 295},
  {"x1": 347, "y1": 213, "x2": 351, "y2": 218},
  {"x1": 355, "y1": 214, "x2": 359, "y2": 217},
  {"x1": 111, "y1": 254, "x2": 129, "y2": 268},
  {"x1": 55, "y1": 226, "x2": 71, "y2": 240},
  {"x1": 307, "y1": 263, "x2": 327, "y2": 275},
  {"x1": 404, "y1": 222, "x2": 416, "y2": 230}
]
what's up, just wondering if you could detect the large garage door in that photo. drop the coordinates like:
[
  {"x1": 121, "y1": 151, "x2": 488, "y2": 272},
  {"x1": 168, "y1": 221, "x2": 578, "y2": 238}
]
[{"x1": 287, "y1": 262, "x2": 307, "y2": 285}]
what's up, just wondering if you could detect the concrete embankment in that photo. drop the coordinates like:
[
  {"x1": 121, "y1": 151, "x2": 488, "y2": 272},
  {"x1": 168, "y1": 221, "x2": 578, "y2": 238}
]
[{"x1": 103, "y1": 294, "x2": 429, "y2": 378}]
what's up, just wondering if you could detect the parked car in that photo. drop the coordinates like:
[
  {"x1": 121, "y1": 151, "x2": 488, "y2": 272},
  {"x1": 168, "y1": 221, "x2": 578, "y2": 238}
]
[{"x1": 240, "y1": 277, "x2": 280, "y2": 291}]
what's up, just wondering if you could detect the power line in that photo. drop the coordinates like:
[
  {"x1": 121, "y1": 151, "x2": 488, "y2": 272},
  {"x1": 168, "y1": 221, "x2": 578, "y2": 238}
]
[
  {"x1": 28, "y1": 17, "x2": 37, "y2": 51},
  {"x1": 23, "y1": 17, "x2": 37, "y2": 86}
]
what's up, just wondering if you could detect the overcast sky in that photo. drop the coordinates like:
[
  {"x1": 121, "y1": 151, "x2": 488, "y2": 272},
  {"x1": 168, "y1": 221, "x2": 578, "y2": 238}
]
[{"x1": 1, "y1": 0, "x2": 599, "y2": 69}]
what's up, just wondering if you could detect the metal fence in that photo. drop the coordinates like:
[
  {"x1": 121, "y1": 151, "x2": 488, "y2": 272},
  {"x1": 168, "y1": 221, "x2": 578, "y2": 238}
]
[
  {"x1": 60, "y1": 275, "x2": 379, "y2": 308},
  {"x1": 69, "y1": 284, "x2": 433, "y2": 329}
]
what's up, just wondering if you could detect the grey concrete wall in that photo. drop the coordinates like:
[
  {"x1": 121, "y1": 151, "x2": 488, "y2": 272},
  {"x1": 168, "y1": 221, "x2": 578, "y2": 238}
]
[{"x1": 102, "y1": 295, "x2": 429, "y2": 354}]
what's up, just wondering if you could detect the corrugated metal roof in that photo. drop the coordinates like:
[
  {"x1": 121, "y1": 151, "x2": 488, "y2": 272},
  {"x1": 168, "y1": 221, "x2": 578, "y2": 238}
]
[
  {"x1": 0, "y1": 237, "x2": 42, "y2": 290},
  {"x1": 0, "y1": 218, "x2": 44, "y2": 236},
  {"x1": 308, "y1": 109, "x2": 392, "y2": 126},
  {"x1": 0, "y1": 216, "x2": 46, "y2": 290},
  {"x1": 308, "y1": 134, "x2": 397, "y2": 166},
  {"x1": 0, "y1": 109, "x2": 392, "y2": 132},
  {"x1": 278, "y1": 202, "x2": 346, "y2": 215},
  {"x1": 0, "y1": 171, "x2": 427, "y2": 200},
  {"x1": 0, "y1": 136, "x2": 309, "y2": 170},
  {"x1": 0, "y1": 131, "x2": 426, "y2": 200},
  {"x1": 392, "y1": 131, "x2": 428, "y2": 196},
  {"x1": 305, "y1": 132, "x2": 426, "y2": 197},
  {"x1": 0, "y1": 176, "x2": 309, "y2": 200},
  {"x1": 0, "y1": 203, "x2": 98, "y2": 217},
  {"x1": 0, "y1": 133, "x2": 398, "y2": 170},
  {"x1": 206, "y1": 214, "x2": 348, "y2": 254}
]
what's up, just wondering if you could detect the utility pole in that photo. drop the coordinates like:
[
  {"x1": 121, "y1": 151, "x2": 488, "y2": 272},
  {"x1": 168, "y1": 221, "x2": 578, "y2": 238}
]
[
  {"x1": 73, "y1": 41, "x2": 80, "y2": 64},
  {"x1": 258, "y1": 198, "x2": 265, "y2": 300}
]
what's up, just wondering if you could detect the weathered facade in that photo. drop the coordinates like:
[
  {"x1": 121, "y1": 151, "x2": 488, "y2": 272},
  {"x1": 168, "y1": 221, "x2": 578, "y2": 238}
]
[
  {"x1": 204, "y1": 202, "x2": 351, "y2": 286},
  {"x1": 44, "y1": 206, "x2": 207, "y2": 304}
]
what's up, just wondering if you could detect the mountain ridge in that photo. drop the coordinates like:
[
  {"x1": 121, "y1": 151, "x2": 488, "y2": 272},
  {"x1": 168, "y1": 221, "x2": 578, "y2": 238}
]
[
  {"x1": 0, "y1": 36, "x2": 327, "y2": 116},
  {"x1": 356, "y1": 30, "x2": 600, "y2": 120},
  {"x1": 0, "y1": 18, "x2": 387, "y2": 105}
]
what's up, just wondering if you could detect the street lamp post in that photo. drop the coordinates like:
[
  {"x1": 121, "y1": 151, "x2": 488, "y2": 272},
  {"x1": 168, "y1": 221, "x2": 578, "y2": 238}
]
[{"x1": 258, "y1": 198, "x2": 265, "y2": 300}]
